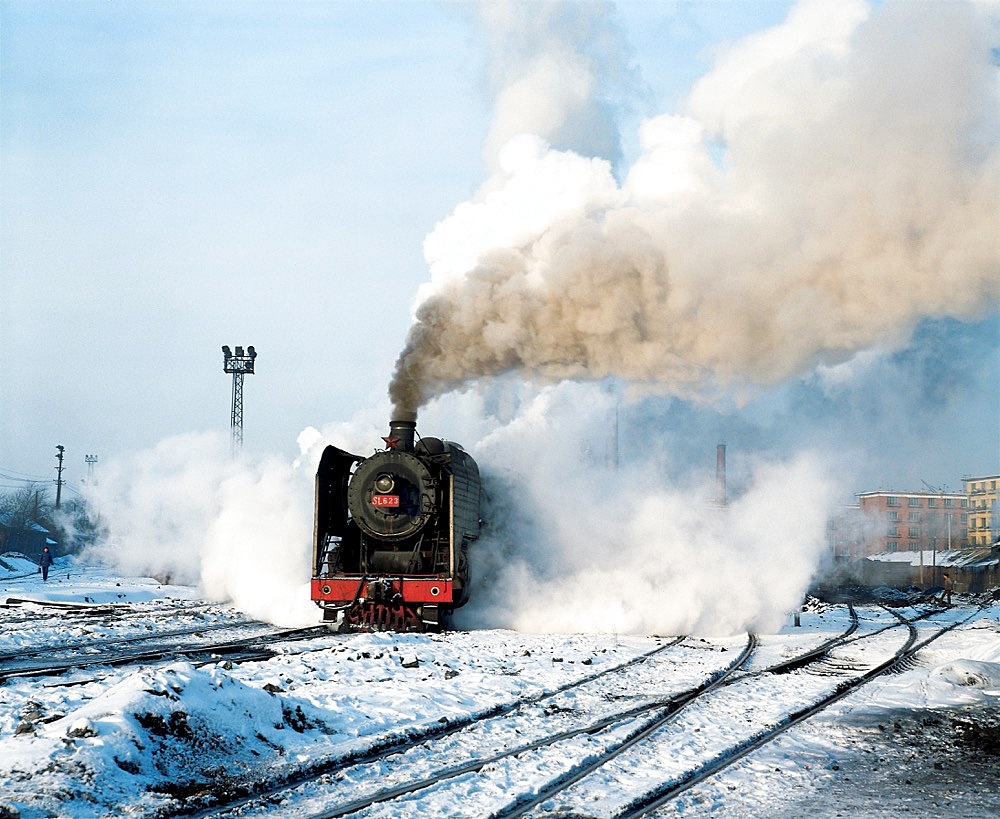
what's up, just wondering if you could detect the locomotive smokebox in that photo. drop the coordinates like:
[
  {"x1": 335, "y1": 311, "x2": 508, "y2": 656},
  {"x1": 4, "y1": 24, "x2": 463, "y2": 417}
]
[{"x1": 387, "y1": 418, "x2": 416, "y2": 452}]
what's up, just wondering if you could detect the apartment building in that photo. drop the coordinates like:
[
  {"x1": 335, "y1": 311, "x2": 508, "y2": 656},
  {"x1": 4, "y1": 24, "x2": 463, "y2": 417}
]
[
  {"x1": 855, "y1": 490, "x2": 967, "y2": 556},
  {"x1": 964, "y1": 474, "x2": 999, "y2": 546}
]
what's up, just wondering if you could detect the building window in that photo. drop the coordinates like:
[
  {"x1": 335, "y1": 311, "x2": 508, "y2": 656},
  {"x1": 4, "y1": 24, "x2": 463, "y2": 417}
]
[
  {"x1": 928, "y1": 497, "x2": 937, "y2": 508},
  {"x1": 888, "y1": 541, "x2": 898, "y2": 552},
  {"x1": 962, "y1": 499, "x2": 968, "y2": 508},
  {"x1": 944, "y1": 498, "x2": 953, "y2": 508},
  {"x1": 908, "y1": 528, "x2": 920, "y2": 538},
  {"x1": 908, "y1": 512, "x2": 920, "y2": 522},
  {"x1": 888, "y1": 511, "x2": 900, "y2": 521},
  {"x1": 908, "y1": 497, "x2": 921, "y2": 507},
  {"x1": 908, "y1": 541, "x2": 919, "y2": 550},
  {"x1": 887, "y1": 527, "x2": 899, "y2": 537},
  {"x1": 887, "y1": 496, "x2": 900, "y2": 507}
]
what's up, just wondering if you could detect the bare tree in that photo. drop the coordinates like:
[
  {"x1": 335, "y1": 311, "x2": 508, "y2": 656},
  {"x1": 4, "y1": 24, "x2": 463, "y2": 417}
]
[{"x1": 0, "y1": 483, "x2": 54, "y2": 558}]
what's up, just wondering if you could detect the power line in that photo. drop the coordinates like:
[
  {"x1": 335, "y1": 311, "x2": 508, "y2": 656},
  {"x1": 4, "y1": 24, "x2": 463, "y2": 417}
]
[
  {"x1": 0, "y1": 479, "x2": 81, "y2": 496},
  {"x1": 0, "y1": 467, "x2": 55, "y2": 483}
]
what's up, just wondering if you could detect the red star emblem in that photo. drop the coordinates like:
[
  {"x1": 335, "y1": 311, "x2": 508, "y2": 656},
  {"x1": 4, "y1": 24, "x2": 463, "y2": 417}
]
[{"x1": 382, "y1": 436, "x2": 399, "y2": 450}]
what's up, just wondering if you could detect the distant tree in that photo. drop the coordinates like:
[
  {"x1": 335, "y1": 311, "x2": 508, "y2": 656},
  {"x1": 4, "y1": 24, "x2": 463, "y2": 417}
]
[
  {"x1": 0, "y1": 485, "x2": 107, "y2": 558},
  {"x1": 0, "y1": 483, "x2": 54, "y2": 556},
  {"x1": 0, "y1": 483, "x2": 51, "y2": 521}
]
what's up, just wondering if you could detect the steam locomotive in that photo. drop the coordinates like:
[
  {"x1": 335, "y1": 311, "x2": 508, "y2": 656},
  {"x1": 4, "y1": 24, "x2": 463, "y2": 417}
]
[{"x1": 311, "y1": 419, "x2": 481, "y2": 631}]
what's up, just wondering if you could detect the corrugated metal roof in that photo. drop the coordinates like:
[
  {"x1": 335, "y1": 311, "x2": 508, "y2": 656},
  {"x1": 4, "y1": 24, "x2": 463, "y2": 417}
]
[
  {"x1": 965, "y1": 558, "x2": 1000, "y2": 569},
  {"x1": 865, "y1": 548, "x2": 996, "y2": 569}
]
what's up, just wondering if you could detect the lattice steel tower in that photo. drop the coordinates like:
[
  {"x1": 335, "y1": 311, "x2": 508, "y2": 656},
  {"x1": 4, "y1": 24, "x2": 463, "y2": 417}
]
[{"x1": 222, "y1": 345, "x2": 257, "y2": 452}]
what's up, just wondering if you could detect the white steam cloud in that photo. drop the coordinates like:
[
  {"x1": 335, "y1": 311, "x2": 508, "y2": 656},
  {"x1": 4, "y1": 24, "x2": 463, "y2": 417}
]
[
  {"x1": 390, "y1": 0, "x2": 1000, "y2": 419},
  {"x1": 449, "y1": 385, "x2": 840, "y2": 636},
  {"x1": 82, "y1": 432, "x2": 318, "y2": 627},
  {"x1": 81, "y1": 420, "x2": 401, "y2": 628},
  {"x1": 476, "y1": 0, "x2": 631, "y2": 167}
]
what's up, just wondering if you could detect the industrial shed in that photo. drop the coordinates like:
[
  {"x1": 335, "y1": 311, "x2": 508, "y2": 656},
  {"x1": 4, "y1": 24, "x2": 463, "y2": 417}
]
[{"x1": 862, "y1": 547, "x2": 1000, "y2": 593}]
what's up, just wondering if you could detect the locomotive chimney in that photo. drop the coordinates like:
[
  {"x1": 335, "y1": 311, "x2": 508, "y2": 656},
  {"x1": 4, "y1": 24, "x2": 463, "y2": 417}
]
[
  {"x1": 716, "y1": 443, "x2": 727, "y2": 507},
  {"x1": 387, "y1": 419, "x2": 416, "y2": 452}
]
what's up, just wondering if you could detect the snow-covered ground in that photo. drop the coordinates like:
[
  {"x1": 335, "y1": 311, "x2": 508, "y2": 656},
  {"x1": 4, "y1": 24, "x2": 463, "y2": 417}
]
[{"x1": 1, "y1": 555, "x2": 999, "y2": 818}]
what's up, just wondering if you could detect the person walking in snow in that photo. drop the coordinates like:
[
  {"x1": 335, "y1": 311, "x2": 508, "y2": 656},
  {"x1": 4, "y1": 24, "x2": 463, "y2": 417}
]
[
  {"x1": 939, "y1": 572, "x2": 953, "y2": 606},
  {"x1": 40, "y1": 546, "x2": 52, "y2": 581}
]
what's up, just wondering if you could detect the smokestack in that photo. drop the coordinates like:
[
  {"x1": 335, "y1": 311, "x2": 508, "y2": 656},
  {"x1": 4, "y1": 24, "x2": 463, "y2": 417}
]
[
  {"x1": 387, "y1": 419, "x2": 416, "y2": 453},
  {"x1": 716, "y1": 443, "x2": 727, "y2": 507}
]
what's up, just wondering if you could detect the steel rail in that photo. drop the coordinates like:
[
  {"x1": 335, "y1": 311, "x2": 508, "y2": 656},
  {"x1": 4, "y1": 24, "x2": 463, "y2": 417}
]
[
  {"x1": 310, "y1": 635, "x2": 756, "y2": 819},
  {"x1": 185, "y1": 637, "x2": 687, "y2": 818},
  {"x1": 0, "y1": 615, "x2": 265, "y2": 665},
  {"x1": 485, "y1": 633, "x2": 759, "y2": 819},
  {"x1": 489, "y1": 605, "x2": 865, "y2": 818},
  {"x1": 189, "y1": 604, "x2": 868, "y2": 818},
  {"x1": 270, "y1": 606, "x2": 856, "y2": 818},
  {"x1": 615, "y1": 606, "x2": 982, "y2": 818},
  {"x1": 0, "y1": 625, "x2": 329, "y2": 682}
]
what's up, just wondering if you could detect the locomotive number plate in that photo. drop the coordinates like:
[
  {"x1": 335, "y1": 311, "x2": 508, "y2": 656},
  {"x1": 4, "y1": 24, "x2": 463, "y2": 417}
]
[{"x1": 371, "y1": 494, "x2": 400, "y2": 507}]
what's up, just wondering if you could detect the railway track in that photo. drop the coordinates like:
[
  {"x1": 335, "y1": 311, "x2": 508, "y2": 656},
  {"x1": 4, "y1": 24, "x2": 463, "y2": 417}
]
[
  {"x1": 188, "y1": 602, "x2": 979, "y2": 819},
  {"x1": 0, "y1": 605, "x2": 333, "y2": 682},
  {"x1": 0, "y1": 596, "x2": 243, "y2": 636},
  {"x1": 507, "y1": 605, "x2": 979, "y2": 819},
  {"x1": 4, "y1": 590, "x2": 986, "y2": 819},
  {"x1": 190, "y1": 634, "x2": 751, "y2": 818},
  {"x1": 182, "y1": 634, "x2": 699, "y2": 817}
]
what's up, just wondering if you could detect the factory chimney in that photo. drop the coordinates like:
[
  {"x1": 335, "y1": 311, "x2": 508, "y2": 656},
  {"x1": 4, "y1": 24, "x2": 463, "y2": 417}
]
[{"x1": 716, "y1": 444, "x2": 727, "y2": 507}]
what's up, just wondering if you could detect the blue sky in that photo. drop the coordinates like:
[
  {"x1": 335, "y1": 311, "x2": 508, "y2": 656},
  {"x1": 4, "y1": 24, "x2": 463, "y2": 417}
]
[
  {"x1": 2, "y1": 0, "x2": 997, "y2": 499},
  {"x1": 3, "y1": 1, "x2": 491, "y2": 479}
]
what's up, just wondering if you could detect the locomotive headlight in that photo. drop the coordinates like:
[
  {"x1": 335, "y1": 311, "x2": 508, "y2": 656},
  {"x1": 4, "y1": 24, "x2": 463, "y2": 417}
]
[{"x1": 374, "y1": 473, "x2": 395, "y2": 494}]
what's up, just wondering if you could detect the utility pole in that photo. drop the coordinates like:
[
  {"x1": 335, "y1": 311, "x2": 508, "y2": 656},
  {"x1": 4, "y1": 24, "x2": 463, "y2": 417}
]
[
  {"x1": 221, "y1": 345, "x2": 257, "y2": 454},
  {"x1": 55, "y1": 445, "x2": 65, "y2": 509}
]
